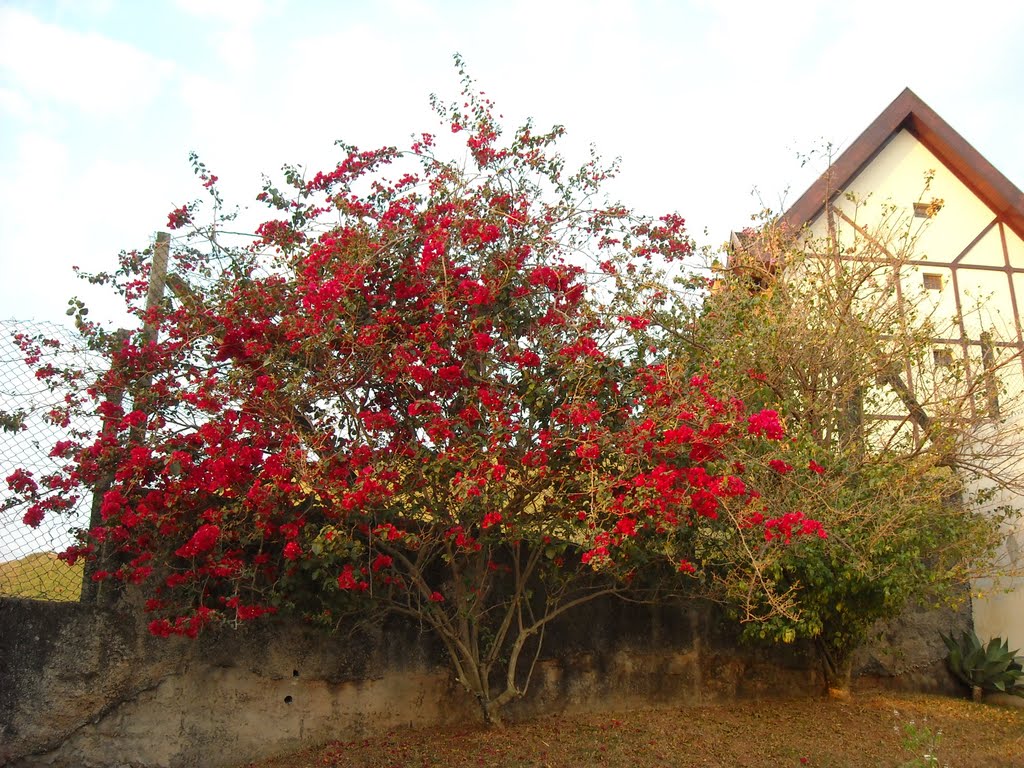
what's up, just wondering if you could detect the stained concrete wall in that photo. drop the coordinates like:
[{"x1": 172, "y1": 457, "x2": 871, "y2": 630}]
[{"x1": 0, "y1": 596, "x2": 967, "y2": 768}]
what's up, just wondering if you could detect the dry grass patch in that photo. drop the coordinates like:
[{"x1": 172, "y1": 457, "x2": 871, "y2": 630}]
[
  {"x1": 0, "y1": 551, "x2": 83, "y2": 600},
  {"x1": 242, "y1": 691, "x2": 1024, "y2": 768}
]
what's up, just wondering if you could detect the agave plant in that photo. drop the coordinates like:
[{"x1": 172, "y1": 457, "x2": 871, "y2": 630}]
[{"x1": 941, "y1": 629, "x2": 1024, "y2": 698}]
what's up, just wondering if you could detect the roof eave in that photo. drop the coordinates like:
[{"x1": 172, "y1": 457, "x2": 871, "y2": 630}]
[{"x1": 780, "y1": 88, "x2": 1024, "y2": 241}]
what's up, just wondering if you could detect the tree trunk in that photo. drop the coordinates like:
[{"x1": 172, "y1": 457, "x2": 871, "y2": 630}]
[
  {"x1": 816, "y1": 639, "x2": 853, "y2": 698},
  {"x1": 478, "y1": 697, "x2": 504, "y2": 728}
]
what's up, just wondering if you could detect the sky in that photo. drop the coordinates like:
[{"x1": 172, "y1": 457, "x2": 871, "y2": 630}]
[{"x1": 1, "y1": 0, "x2": 1024, "y2": 328}]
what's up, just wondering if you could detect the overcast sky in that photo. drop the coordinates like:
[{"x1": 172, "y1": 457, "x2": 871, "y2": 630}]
[{"x1": 2, "y1": 0, "x2": 1023, "y2": 327}]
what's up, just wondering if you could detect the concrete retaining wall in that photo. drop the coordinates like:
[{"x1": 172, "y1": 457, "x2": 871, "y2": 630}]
[{"x1": 0, "y1": 596, "x2": 967, "y2": 768}]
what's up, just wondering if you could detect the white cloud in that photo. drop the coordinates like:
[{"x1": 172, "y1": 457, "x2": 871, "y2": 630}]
[
  {"x1": 0, "y1": 86, "x2": 36, "y2": 123},
  {"x1": 55, "y1": 0, "x2": 117, "y2": 16},
  {"x1": 1, "y1": 0, "x2": 1022, "y2": 326},
  {"x1": 0, "y1": 132, "x2": 71, "y2": 199},
  {"x1": 172, "y1": 0, "x2": 276, "y2": 72},
  {"x1": 173, "y1": 0, "x2": 271, "y2": 23},
  {"x1": 0, "y1": 7, "x2": 175, "y2": 116},
  {"x1": 0, "y1": 126, "x2": 199, "y2": 325},
  {"x1": 382, "y1": 0, "x2": 438, "y2": 23}
]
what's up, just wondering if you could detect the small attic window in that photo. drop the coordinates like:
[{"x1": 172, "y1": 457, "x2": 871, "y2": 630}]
[
  {"x1": 933, "y1": 348, "x2": 954, "y2": 367},
  {"x1": 922, "y1": 273, "x2": 943, "y2": 291},
  {"x1": 913, "y1": 198, "x2": 945, "y2": 218}
]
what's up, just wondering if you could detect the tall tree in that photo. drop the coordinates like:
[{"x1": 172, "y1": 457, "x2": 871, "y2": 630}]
[
  {"x1": 667, "y1": 205, "x2": 1020, "y2": 693},
  {"x1": 8, "y1": 61, "x2": 822, "y2": 723}
]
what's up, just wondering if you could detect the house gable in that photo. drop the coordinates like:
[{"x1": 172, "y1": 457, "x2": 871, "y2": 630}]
[
  {"x1": 782, "y1": 88, "x2": 1024, "y2": 243},
  {"x1": 783, "y1": 90, "x2": 1024, "y2": 369}
]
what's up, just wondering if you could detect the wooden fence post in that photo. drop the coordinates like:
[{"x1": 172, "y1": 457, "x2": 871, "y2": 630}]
[{"x1": 81, "y1": 232, "x2": 169, "y2": 604}]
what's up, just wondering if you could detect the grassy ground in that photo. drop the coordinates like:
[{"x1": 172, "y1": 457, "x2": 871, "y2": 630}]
[
  {"x1": 0, "y1": 550, "x2": 83, "y2": 600},
  {"x1": 242, "y1": 691, "x2": 1024, "y2": 768}
]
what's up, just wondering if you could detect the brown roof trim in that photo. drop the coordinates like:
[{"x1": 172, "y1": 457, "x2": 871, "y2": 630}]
[{"x1": 781, "y1": 88, "x2": 1024, "y2": 241}]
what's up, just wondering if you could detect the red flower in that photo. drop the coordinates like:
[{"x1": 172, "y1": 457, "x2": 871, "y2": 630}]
[
  {"x1": 360, "y1": 410, "x2": 397, "y2": 431},
  {"x1": 373, "y1": 523, "x2": 404, "y2": 541},
  {"x1": 768, "y1": 459, "x2": 793, "y2": 475},
  {"x1": 808, "y1": 460, "x2": 825, "y2": 475},
  {"x1": 747, "y1": 409, "x2": 785, "y2": 440},
  {"x1": 149, "y1": 619, "x2": 173, "y2": 638},
  {"x1": 22, "y1": 505, "x2": 44, "y2": 528},
  {"x1": 764, "y1": 511, "x2": 826, "y2": 543},
  {"x1": 514, "y1": 350, "x2": 541, "y2": 367},
  {"x1": 283, "y1": 542, "x2": 302, "y2": 560},
  {"x1": 7, "y1": 468, "x2": 37, "y2": 495},
  {"x1": 167, "y1": 205, "x2": 191, "y2": 230},
  {"x1": 617, "y1": 315, "x2": 651, "y2": 330},
  {"x1": 175, "y1": 524, "x2": 220, "y2": 558},
  {"x1": 337, "y1": 564, "x2": 368, "y2": 591},
  {"x1": 473, "y1": 332, "x2": 494, "y2": 352},
  {"x1": 429, "y1": 591, "x2": 445, "y2": 602},
  {"x1": 614, "y1": 517, "x2": 636, "y2": 537},
  {"x1": 236, "y1": 604, "x2": 270, "y2": 620}
]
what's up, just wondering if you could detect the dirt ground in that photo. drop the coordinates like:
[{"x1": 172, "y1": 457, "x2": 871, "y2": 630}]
[{"x1": 241, "y1": 691, "x2": 1024, "y2": 768}]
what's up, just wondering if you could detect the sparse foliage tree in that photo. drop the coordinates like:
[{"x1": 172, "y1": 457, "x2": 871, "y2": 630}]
[{"x1": 664, "y1": 201, "x2": 1020, "y2": 693}]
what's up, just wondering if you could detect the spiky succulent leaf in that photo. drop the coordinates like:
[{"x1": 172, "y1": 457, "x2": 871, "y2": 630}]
[{"x1": 943, "y1": 629, "x2": 1024, "y2": 695}]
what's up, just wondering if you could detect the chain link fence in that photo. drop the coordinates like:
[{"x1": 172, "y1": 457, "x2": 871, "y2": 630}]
[{"x1": 1, "y1": 318, "x2": 97, "y2": 600}]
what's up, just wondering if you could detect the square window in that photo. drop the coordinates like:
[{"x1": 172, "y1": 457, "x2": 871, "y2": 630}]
[
  {"x1": 922, "y1": 273, "x2": 943, "y2": 291},
  {"x1": 914, "y1": 199, "x2": 944, "y2": 218}
]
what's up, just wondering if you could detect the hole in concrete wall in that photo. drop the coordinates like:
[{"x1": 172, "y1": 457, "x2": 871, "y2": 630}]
[
  {"x1": 284, "y1": 695, "x2": 293, "y2": 704},
  {"x1": 292, "y1": 669, "x2": 299, "y2": 677}
]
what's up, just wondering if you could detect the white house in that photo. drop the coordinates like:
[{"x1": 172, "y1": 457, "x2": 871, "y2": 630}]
[{"x1": 778, "y1": 87, "x2": 1024, "y2": 650}]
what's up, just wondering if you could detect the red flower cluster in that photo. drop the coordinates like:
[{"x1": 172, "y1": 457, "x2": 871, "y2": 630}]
[
  {"x1": 174, "y1": 524, "x2": 220, "y2": 558},
  {"x1": 747, "y1": 409, "x2": 785, "y2": 440},
  {"x1": 765, "y1": 512, "x2": 827, "y2": 543},
  {"x1": 166, "y1": 205, "x2": 190, "y2": 230},
  {"x1": 337, "y1": 565, "x2": 368, "y2": 592}
]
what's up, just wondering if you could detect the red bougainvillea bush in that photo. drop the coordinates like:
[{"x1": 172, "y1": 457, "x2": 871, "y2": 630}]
[{"x1": 8, "y1": 60, "x2": 824, "y2": 723}]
